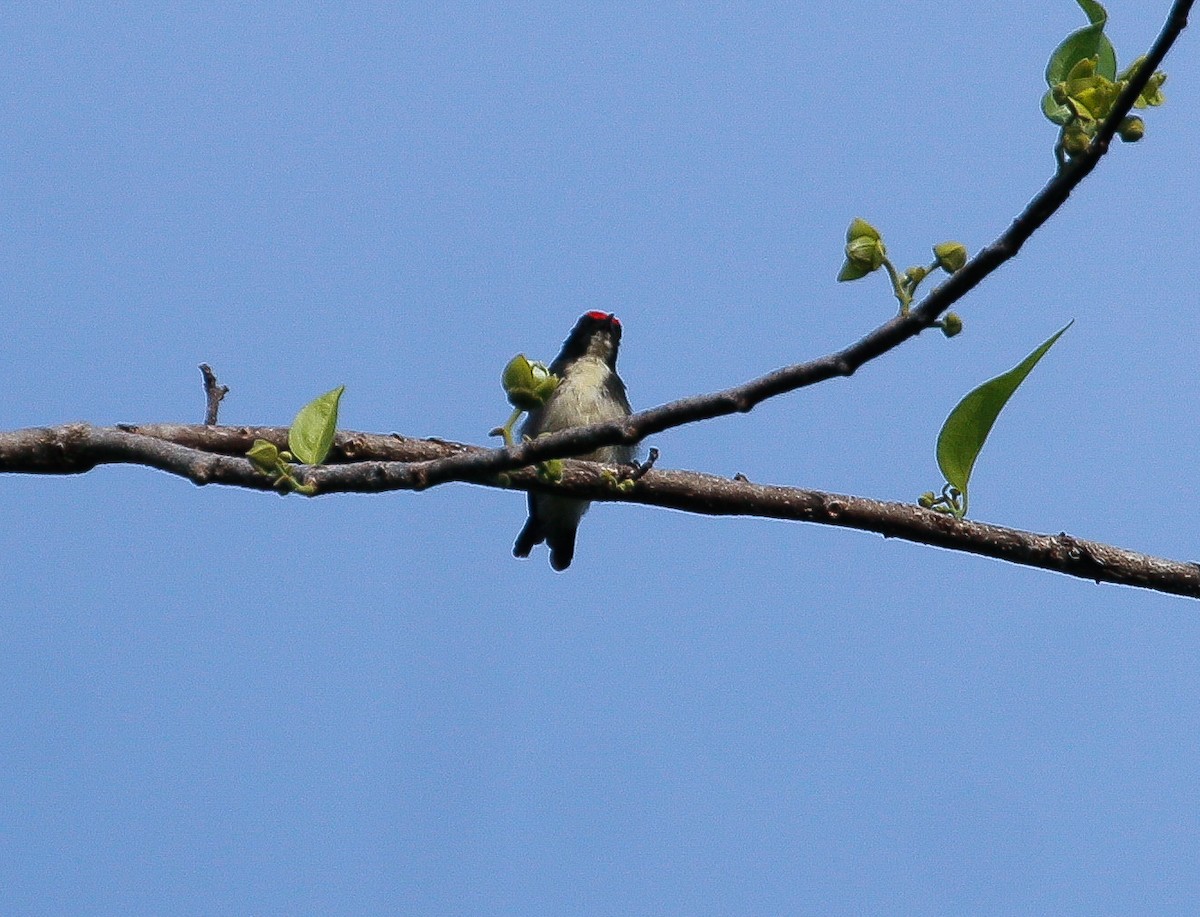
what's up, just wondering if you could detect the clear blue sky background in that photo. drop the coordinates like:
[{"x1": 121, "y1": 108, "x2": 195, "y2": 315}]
[{"x1": 3, "y1": 2, "x2": 1199, "y2": 914}]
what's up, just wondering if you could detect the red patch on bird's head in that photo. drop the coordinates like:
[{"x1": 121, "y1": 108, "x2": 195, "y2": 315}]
[{"x1": 584, "y1": 310, "x2": 619, "y2": 326}]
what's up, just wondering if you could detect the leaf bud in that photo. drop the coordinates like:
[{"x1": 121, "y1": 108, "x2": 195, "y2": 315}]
[
  {"x1": 1137, "y1": 71, "x2": 1166, "y2": 108},
  {"x1": 1062, "y1": 124, "x2": 1090, "y2": 157},
  {"x1": 847, "y1": 235, "x2": 886, "y2": 270},
  {"x1": 1066, "y1": 56, "x2": 1096, "y2": 82},
  {"x1": 1117, "y1": 116, "x2": 1145, "y2": 142},
  {"x1": 247, "y1": 439, "x2": 281, "y2": 475},
  {"x1": 837, "y1": 218, "x2": 886, "y2": 281},
  {"x1": 846, "y1": 217, "x2": 881, "y2": 243},
  {"x1": 537, "y1": 458, "x2": 564, "y2": 483},
  {"x1": 933, "y1": 242, "x2": 967, "y2": 274}
]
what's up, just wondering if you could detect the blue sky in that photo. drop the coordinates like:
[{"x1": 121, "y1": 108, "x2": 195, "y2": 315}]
[{"x1": 3, "y1": 2, "x2": 1199, "y2": 914}]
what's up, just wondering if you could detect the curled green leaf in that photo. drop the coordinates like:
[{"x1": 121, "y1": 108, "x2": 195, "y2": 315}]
[
  {"x1": 502, "y1": 353, "x2": 535, "y2": 392},
  {"x1": 289, "y1": 385, "x2": 344, "y2": 466},
  {"x1": 845, "y1": 235, "x2": 886, "y2": 271},
  {"x1": 502, "y1": 354, "x2": 558, "y2": 411},
  {"x1": 246, "y1": 439, "x2": 281, "y2": 475},
  {"x1": 1042, "y1": 0, "x2": 1115, "y2": 125},
  {"x1": 936, "y1": 322, "x2": 1072, "y2": 517},
  {"x1": 1136, "y1": 71, "x2": 1167, "y2": 109},
  {"x1": 1045, "y1": 1, "x2": 1115, "y2": 85}
]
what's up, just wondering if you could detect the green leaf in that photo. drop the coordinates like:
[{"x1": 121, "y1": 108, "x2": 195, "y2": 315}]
[
  {"x1": 288, "y1": 385, "x2": 345, "y2": 465},
  {"x1": 246, "y1": 438, "x2": 281, "y2": 475},
  {"x1": 1045, "y1": 0, "x2": 1115, "y2": 90},
  {"x1": 502, "y1": 353, "x2": 535, "y2": 394},
  {"x1": 837, "y1": 259, "x2": 871, "y2": 282},
  {"x1": 837, "y1": 258, "x2": 871, "y2": 282},
  {"x1": 936, "y1": 323, "x2": 1072, "y2": 517},
  {"x1": 502, "y1": 354, "x2": 558, "y2": 410},
  {"x1": 1074, "y1": 0, "x2": 1108, "y2": 27},
  {"x1": 1041, "y1": 88, "x2": 1073, "y2": 126},
  {"x1": 845, "y1": 217, "x2": 881, "y2": 242},
  {"x1": 1136, "y1": 70, "x2": 1167, "y2": 109}
]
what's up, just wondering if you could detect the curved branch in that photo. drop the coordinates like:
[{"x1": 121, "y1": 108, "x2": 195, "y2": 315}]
[
  {"x1": 393, "y1": 0, "x2": 1192, "y2": 489},
  {"x1": 1, "y1": 423, "x2": 1197, "y2": 599}
]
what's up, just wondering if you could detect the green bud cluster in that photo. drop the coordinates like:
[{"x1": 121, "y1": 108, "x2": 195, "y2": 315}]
[
  {"x1": 838, "y1": 218, "x2": 969, "y2": 334},
  {"x1": 1043, "y1": 44, "x2": 1167, "y2": 161}
]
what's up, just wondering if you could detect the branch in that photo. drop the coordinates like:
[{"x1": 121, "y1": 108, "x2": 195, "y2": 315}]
[
  {"x1": 2, "y1": 423, "x2": 1197, "y2": 599},
  {"x1": 387, "y1": 0, "x2": 1193, "y2": 489}
]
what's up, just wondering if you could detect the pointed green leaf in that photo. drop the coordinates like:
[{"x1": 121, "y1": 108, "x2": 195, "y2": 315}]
[
  {"x1": 1074, "y1": 0, "x2": 1108, "y2": 27},
  {"x1": 936, "y1": 323, "x2": 1072, "y2": 515},
  {"x1": 838, "y1": 258, "x2": 871, "y2": 282},
  {"x1": 289, "y1": 385, "x2": 345, "y2": 465}
]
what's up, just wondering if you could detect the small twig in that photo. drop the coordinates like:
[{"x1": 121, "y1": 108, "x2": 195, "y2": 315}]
[{"x1": 199, "y1": 363, "x2": 229, "y2": 426}]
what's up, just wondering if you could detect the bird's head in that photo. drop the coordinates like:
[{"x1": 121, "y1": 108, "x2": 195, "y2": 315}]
[{"x1": 556, "y1": 311, "x2": 623, "y2": 368}]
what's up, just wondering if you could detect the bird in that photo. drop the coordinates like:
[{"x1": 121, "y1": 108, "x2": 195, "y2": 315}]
[{"x1": 513, "y1": 311, "x2": 634, "y2": 570}]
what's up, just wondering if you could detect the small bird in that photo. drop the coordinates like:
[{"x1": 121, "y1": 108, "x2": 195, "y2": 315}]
[{"x1": 513, "y1": 311, "x2": 634, "y2": 571}]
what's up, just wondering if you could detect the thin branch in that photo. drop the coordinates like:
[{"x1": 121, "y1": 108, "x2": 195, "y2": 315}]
[
  {"x1": 198, "y1": 364, "x2": 229, "y2": 426},
  {"x1": 1, "y1": 423, "x2": 1197, "y2": 599},
  {"x1": 384, "y1": 0, "x2": 1193, "y2": 490}
]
